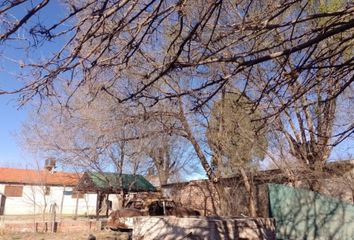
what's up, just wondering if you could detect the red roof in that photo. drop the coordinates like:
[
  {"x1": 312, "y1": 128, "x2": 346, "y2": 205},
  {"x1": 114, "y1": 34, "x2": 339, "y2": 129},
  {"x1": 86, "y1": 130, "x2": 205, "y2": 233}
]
[{"x1": 0, "y1": 168, "x2": 81, "y2": 186}]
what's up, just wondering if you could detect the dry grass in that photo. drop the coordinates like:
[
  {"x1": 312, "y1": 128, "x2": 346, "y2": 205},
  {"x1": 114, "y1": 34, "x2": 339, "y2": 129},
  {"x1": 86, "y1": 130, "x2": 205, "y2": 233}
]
[
  {"x1": 0, "y1": 215, "x2": 99, "y2": 222},
  {"x1": 0, "y1": 231, "x2": 130, "y2": 240}
]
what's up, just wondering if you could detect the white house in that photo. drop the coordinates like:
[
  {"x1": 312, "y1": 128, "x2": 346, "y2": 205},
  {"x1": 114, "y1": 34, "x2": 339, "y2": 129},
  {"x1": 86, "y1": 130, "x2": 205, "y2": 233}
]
[
  {"x1": 0, "y1": 167, "x2": 97, "y2": 216},
  {"x1": 0, "y1": 165, "x2": 158, "y2": 217}
]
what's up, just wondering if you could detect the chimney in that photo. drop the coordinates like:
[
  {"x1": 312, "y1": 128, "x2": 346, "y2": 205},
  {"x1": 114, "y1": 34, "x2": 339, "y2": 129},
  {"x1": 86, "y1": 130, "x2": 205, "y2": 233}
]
[{"x1": 44, "y1": 157, "x2": 56, "y2": 172}]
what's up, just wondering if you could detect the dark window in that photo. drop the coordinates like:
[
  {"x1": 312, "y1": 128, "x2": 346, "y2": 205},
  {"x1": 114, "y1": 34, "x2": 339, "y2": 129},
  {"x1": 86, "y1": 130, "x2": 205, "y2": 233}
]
[
  {"x1": 63, "y1": 190, "x2": 73, "y2": 195},
  {"x1": 4, "y1": 185, "x2": 23, "y2": 197}
]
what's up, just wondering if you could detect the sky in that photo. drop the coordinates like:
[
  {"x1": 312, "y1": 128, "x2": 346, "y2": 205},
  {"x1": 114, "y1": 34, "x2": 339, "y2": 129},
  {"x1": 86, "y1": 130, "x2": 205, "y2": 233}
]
[
  {"x1": 0, "y1": 0, "x2": 66, "y2": 169},
  {"x1": 0, "y1": 93, "x2": 28, "y2": 167},
  {"x1": 0, "y1": 1, "x2": 353, "y2": 173},
  {"x1": 0, "y1": 38, "x2": 31, "y2": 168}
]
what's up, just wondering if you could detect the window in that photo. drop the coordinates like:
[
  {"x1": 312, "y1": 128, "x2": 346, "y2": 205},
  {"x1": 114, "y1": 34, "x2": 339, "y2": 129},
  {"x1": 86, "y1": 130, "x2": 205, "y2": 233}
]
[
  {"x1": 4, "y1": 185, "x2": 23, "y2": 197},
  {"x1": 72, "y1": 191, "x2": 84, "y2": 199},
  {"x1": 63, "y1": 190, "x2": 73, "y2": 195}
]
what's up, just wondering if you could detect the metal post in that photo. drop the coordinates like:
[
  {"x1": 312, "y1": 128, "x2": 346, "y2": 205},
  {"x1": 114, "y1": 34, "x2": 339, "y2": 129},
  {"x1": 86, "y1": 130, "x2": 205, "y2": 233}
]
[{"x1": 163, "y1": 200, "x2": 166, "y2": 215}]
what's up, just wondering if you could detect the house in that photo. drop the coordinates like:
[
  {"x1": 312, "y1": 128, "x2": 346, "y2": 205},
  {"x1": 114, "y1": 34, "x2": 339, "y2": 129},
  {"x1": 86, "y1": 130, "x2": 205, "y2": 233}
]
[
  {"x1": 0, "y1": 165, "x2": 157, "y2": 217},
  {"x1": 76, "y1": 172, "x2": 158, "y2": 217},
  {"x1": 0, "y1": 167, "x2": 97, "y2": 216}
]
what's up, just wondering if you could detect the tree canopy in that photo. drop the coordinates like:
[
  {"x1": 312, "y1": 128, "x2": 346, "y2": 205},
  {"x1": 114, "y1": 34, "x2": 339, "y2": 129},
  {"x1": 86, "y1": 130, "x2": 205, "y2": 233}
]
[
  {"x1": 0, "y1": 0, "x2": 352, "y2": 113},
  {"x1": 207, "y1": 91, "x2": 267, "y2": 176},
  {"x1": 0, "y1": 0, "x2": 352, "y2": 184}
]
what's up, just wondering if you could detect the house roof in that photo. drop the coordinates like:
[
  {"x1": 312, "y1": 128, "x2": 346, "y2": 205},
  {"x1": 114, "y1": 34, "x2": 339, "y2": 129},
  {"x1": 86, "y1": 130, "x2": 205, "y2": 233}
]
[
  {"x1": 0, "y1": 168, "x2": 80, "y2": 186},
  {"x1": 76, "y1": 172, "x2": 156, "y2": 193}
]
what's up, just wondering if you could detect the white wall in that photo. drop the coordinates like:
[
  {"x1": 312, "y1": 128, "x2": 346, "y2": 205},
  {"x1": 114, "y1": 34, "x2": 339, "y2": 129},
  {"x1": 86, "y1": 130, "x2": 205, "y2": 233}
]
[
  {"x1": 108, "y1": 194, "x2": 123, "y2": 210},
  {"x1": 0, "y1": 184, "x2": 97, "y2": 216}
]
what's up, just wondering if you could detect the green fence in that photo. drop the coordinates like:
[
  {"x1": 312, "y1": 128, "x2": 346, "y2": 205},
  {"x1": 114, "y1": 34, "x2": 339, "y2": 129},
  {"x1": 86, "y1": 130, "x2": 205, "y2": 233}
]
[{"x1": 268, "y1": 183, "x2": 354, "y2": 240}]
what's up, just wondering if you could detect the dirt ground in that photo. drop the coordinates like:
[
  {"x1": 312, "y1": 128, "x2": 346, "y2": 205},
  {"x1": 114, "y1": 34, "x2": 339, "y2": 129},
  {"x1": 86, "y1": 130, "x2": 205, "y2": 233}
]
[{"x1": 0, "y1": 231, "x2": 130, "y2": 240}]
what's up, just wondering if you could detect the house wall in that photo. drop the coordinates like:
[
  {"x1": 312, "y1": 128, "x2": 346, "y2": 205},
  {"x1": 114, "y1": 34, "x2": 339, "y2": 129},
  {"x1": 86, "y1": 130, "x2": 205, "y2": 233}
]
[
  {"x1": 107, "y1": 192, "x2": 163, "y2": 211},
  {"x1": 0, "y1": 184, "x2": 97, "y2": 216},
  {"x1": 108, "y1": 194, "x2": 122, "y2": 210}
]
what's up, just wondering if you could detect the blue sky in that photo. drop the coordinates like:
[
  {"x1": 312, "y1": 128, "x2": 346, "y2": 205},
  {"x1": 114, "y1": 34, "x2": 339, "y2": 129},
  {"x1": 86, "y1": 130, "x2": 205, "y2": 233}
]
[
  {"x1": 0, "y1": 36, "x2": 30, "y2": 167},
  {"x1": 0, "y1": 93, "x2": 29, "y2": 167},
  {"x1": 0, "y1": 0, "x2": 66, "y2": 168}
]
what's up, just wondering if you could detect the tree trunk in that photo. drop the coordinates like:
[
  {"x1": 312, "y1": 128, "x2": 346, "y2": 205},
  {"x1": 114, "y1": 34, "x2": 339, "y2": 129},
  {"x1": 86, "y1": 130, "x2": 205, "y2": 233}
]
[
  {"x1": 178, "y1": 99, "x2": 217, "y2": 181},
  {"x1": 240, "y1": 167, "x2": 257, "y2": 217},
  {"x1": 308, "y1": 160, "x2": 325, "y2": 192},
  {"x1": 95, "y1": 192, "x2": 100, "y2": 220},
  {"x1": 213, "y1": 182, "x2": 229, "y2": 216},
  {"x1": 158, "y1": 169, "x2": 169, "y2": 185}
]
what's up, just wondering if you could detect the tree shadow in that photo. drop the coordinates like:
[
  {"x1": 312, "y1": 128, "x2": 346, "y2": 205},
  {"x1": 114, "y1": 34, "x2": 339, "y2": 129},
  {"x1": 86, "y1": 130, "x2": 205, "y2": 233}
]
[
  {"x1": 131, "y1": 216, "x2": 274, "y2": 239},
  {"x1": 268, "y1": 183, "x2": 354, "y2": 240}
]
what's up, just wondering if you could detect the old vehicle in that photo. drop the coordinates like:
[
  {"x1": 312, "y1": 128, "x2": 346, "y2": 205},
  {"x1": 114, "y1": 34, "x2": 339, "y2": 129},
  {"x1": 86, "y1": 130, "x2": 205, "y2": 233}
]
[
  {"x1": 107, "y1": 198, "x2": 200, "y2": 230},
  {"x1": 125, "y1": 199, "x2": 145, "y2": 210}
]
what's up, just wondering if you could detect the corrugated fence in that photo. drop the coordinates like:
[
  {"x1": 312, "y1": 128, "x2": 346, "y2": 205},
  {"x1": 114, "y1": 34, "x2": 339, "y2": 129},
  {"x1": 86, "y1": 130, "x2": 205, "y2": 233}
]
[{"x1": 268, "y1": 183, "x2": 354, "y2": 240}]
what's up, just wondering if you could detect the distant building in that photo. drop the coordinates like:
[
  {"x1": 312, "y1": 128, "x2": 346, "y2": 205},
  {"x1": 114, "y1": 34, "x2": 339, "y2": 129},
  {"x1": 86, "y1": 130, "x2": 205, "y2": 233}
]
[
  {"x1": 76, "y1": 172, "x2": 158, "y2": 217},
  {"x1": 0, "y1": 167, "x2": 157, "y2": 217},
  {"x1": 161, "y1": 160, "x2": 354, "y2": 217},
  {"x1": 0, "y1": 167, "x2": 96, "y2": 216}
]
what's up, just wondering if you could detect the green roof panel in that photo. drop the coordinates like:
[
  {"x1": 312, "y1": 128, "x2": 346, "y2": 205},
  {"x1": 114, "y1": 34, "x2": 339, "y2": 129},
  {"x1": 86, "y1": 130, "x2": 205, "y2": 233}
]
[{"x1": 87, "y1": 172, "x2": 156, "y2": 192}]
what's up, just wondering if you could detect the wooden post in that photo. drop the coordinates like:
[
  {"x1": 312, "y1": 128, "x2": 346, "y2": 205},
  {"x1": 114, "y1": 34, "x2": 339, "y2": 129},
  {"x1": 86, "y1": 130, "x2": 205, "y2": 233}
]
[
  {"x1": 50, "y1": 203, "x2": 57, "y2": 232},
  {"x1": 0, "y1": 194, "x2": 5, "y2": 215},
  {"x1": 96, "y1": 191, "x2": 100, "y2": 220},
  {"x1": 59, "y1": 186, "x2": 65, "y2": 220},
  {"x1": 74, "y1": 194, "x2": 79, "y2": 220},
  {"x1": 105, "y1": 194, "x2": 110, "y2": 217}
]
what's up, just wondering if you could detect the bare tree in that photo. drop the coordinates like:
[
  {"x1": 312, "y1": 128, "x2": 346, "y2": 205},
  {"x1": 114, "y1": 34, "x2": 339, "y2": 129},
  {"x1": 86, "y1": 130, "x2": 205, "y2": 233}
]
[
  {"x1": 251, "y1": 40, "x2": 354, "y2": 191},
  {"x1": 0, "y1": 0, "x2": 352, "y2": 113},
  {"x1": 21, "y1": 81, "x2": 198, "y2": 185},
  {"x1": 146, "y1": 135, "x2": 196, "y2": 185},
  {"x1": 3, "y1": 0, "x2": 353, "y2": 217},
  {"x1": 22, "y1": 87, "x2": 143, "y2": 171},
  {"x1": 2, "y1": 1, "x2": 352, "y2": 166}
]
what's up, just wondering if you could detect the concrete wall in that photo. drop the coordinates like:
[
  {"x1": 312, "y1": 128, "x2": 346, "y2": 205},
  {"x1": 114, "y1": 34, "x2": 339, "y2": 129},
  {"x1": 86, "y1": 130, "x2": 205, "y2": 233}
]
[
  {"x1": 0, "y1": 184, "x2": 97, "y2": 216},
  {"x1": 131, "y1": 216, "x2": 275, "y2": 240}
]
